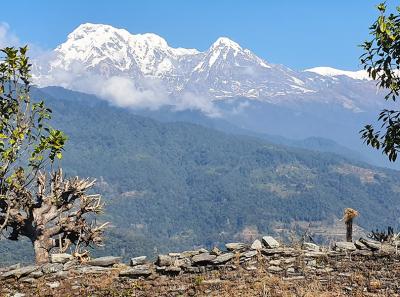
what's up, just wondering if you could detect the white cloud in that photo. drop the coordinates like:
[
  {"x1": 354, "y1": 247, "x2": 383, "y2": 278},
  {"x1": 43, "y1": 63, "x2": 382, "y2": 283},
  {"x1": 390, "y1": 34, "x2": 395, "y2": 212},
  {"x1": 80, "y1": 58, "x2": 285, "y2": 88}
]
[{"x1": 0, "y1": 22, "x2": 19, "y2": 48}]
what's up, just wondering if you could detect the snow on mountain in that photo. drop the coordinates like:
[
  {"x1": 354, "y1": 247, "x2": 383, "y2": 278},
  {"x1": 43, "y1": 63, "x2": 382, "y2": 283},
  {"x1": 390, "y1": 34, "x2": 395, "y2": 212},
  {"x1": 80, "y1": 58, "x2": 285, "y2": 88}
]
[
  {"x1": 304, "y1": 67, "x2": 371, "y2": 81},
  {"x1": 32, "y1": 23, "x2": 383, "y2": 113}
]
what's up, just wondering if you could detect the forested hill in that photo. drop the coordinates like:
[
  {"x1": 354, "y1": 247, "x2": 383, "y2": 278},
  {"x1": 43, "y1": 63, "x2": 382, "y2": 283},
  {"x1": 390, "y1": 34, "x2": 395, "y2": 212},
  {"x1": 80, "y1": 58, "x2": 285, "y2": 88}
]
[{"x1": 4, "y1": 86, "x2": 400, "y2": 262}]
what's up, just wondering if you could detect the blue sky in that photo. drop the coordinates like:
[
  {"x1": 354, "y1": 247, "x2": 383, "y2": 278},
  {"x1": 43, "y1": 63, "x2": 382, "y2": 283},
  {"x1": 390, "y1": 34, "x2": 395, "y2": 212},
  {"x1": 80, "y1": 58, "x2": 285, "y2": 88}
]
[{"x1": 0, "y1": 0, "x2": 388, "y2": 70}]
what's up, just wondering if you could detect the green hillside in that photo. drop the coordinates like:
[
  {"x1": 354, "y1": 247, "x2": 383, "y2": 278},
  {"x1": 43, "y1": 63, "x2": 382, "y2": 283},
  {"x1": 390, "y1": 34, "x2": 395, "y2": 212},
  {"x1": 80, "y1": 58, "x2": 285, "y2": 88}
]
[{"x1": 1, "y1": 86, "x2": 400, "y2": 263}]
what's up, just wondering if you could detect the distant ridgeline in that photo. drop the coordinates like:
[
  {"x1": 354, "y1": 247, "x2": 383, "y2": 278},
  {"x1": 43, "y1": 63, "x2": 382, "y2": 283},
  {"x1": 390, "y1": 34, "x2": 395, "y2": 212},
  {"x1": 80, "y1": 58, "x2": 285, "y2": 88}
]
[{"x1": 1, "y1": 86, "x2": 400, "y2": 263}]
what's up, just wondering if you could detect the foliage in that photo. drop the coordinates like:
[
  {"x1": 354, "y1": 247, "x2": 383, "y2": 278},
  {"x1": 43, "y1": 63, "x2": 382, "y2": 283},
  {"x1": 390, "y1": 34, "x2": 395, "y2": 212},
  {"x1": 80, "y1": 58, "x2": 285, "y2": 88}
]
[{"x1": 360, "y1": 3, "x2": 400, "y2": 161}]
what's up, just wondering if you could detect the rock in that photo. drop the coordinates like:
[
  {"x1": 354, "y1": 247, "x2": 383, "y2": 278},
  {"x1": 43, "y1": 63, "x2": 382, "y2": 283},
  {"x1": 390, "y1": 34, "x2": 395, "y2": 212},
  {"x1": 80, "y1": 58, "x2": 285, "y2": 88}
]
[
  {"x1": 262, "y1": 236, "x2": 280, "y2": 249},
  {"x1": 0, "y1": 263, "x2": 21, "y2": 273},
  {"x1": 47, "y1": 281, "x2": 60, "y2": 289},
  {"x1": 198, "y1": 248, "x2": 209, "y2": 253},
  {"x1": 168, "y1": 252, "x2": 181, "y2": 257},
  {"x1": 212, "y1": 253, "x2": 235, "y2": 264},
  {"x1": 42, "y1": 263, "x2": 64, "y2": 274},
  {"x1": 286, "y1": 267, "x2": 295, "y2": 274},
  {"x1": 354, "y1": 240, "x2": 369, "y2": 250},
  {"x1": 11, "y1": 293, "x2": 25, "y2": 297},
  {"x1": 157, "y1": 255, "x2": 174, "y2": 267},
  {"x1": 380, "y1": 244, "x2": 396, "y2": 254},
  {"x1": 55, "y1": 270, "x2": 69, "y2": 279},
  {"x1": 130, "y1": 256, "x2": 147, "y2": 266},
  {"x1": 20, "y1": 277, "x2": 36, "y2": 284},
  {"x1": 359, "y1": 238, "x2": 381, "y2": 251},
  {"x1": 304, "y1": 251, "x2": 326, "y2": 258},
  {"x1": 225, "y1": 242, "x2": 247, "y2": 251},
  {"x1": 269, "y1": 259, "x2": 281, "y2": 266},
  {"x1": 241, "y1": 250, "x2": 257, "y2": 258},
  {"x1": 268, "y1": 266, "x2": 283, "y2": 273},
  {"x1": 334, "y1": 242, "x2": 356, "y2": 251},
  {"x1": 283, "y1": 257, "x2": 296, "y2": 264},
  {"x1": 165, "y1": 266, "x2": 181, "y2": 274},
  {"x1": 29, "y1": 270, "x2": 44, "y2": 278},
  {"x1": 119, "y1": 265, "x2": 152, "y2": 278},
  {"x1": 181, "y1": 250, "x2": 200, "y2": 258},
  {"x1": 261, "y1": 248, "x2": 283, "y2": 256},
  {"x1": 211, "y1": 246, "x2": 222, "y2": 255},
  {"x1": 1, "y1": 265, "x2": 40, "y2": 279},
  {"x1": 303, "y1": 242, "x2": 320, "y2": 252},
  {"x1": 63, "y1": 260, "x2": 79, "y2": 270},
  {"x1": 251, "y1": 239, "x2": 263, "y2": 250},
  {"x1": 87, "y1": 256, "x2": 121, "y2": 267},
  {"x1": 175, "y1": 258, "x2": 191, "y2": 268},
  {"x1": 246, "y1": 266, "x2": 257, "y2": 271},
  {"x1": 51, "y1": 253, "x2": 73, "y2": 264},
  {"x1": 75, "y1": 266, "x2": 115, "y2": 274},
  {"x1": 192, "y1": 253, "x2": 216, "y2": 264}
]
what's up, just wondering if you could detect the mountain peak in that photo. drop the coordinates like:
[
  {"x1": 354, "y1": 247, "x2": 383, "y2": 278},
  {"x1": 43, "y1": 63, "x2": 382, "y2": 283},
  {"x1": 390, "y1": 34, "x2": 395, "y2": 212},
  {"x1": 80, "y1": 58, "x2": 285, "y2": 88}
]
[{"x1": 211, "y1": 37, "x2": 242, "y2": 51}]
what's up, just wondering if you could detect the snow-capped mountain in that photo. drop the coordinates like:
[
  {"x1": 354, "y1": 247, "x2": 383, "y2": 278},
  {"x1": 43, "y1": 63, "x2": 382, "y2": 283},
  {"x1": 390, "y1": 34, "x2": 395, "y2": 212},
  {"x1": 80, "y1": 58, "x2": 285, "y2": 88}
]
[
  {"x1": 33, "y1": 23, "x2": 382, "y2": 113},
  {"x1": 305, "y1": 67, "x2": 371, "y2": 81}
]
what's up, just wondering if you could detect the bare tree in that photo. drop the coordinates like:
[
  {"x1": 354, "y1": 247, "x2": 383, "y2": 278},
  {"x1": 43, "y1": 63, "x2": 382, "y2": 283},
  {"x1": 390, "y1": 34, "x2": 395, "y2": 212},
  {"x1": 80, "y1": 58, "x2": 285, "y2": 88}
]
[{"x1": 0, "y1": 46, "x2": 107, "y2": 264}]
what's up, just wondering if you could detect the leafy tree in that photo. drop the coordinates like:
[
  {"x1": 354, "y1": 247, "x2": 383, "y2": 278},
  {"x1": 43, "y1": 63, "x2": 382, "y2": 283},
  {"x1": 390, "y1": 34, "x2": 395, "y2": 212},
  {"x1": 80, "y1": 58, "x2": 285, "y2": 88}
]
[
  {"x1": 0, "y1": 47, "x2": 107, "y2": 264},
  {"x1": 361, "y1": 3, "x2": 400, "y2": 161}
]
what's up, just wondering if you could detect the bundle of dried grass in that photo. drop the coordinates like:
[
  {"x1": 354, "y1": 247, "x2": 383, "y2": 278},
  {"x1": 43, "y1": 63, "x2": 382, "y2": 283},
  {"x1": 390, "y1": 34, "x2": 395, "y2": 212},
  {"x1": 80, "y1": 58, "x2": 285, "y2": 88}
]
[{"x1": 343, "y1": 208, "x2": 359, "y2": 223}]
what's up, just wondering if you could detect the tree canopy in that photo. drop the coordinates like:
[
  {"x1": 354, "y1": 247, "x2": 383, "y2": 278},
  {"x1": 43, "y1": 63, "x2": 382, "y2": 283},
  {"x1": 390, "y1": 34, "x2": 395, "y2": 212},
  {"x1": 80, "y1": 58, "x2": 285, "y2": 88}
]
[{"x1": 361, "y1": 3, "x2": 400, "y2": 161}]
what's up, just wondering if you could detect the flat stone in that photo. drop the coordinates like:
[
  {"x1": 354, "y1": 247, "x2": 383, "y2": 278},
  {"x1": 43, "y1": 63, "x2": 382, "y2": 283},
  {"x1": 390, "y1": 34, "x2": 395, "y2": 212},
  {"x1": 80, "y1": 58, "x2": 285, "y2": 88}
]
[
  {"x1": 47, "y1": 281, "x2": 60, "y2": 289},
  {"x1": 241, "y1": 250, "x2": 257, "y2": 258},
  {"x1": 334, "y1": 242, "x2": 356, "y2": 251},
  {"x1": 63, "y1": 260, "x2": 79, "y2": 270},
  {"x1": 119, "y1": 265, "x2": 152, "y2": 278},
  {"x1": 180, "y1": 250, "x2": 200, "y2": 258},
  {"x1": 87, "y1": 256, "x2": 121, "y2": 267},
  {"x1": 165, "y1": 266, "x2": 181, "y2": 273},
  {"x1": 29, "y1": 270, "x2": 44, "y2": 278},
  {"x1": 11, "y1": 293, "x2": 25, "y2": 297},
  {"x1": 192, "y1": 253, "x2": 216, "y2": 264},
  {"x1": 211, "y1": 247, "x2": 222, "y2": 255},
  {"x1": 261, "y1": 248, "x2": 284, "y2": 256},
  {"x1": 262, "y1": 236, "x2": 280, "y2": 249},
  {"x1": 20, "y1": 277, "x2": 36, "y2": 284},
  {"x1": 354, "y1": 240, "x2": 369, "y2": 250},
  {"x1": 351, "y1": 250, "x2": 373, "y2": 256},
  {"x1": 359, "y1": 238, "x2": 381, "y2": 251},
  {"x1": 283, "y1": 257, "x2": 296, "y2": 264},
  {"x1": 55, "y1": 270, "x2": 69, "y2": 279},
  {"x1": 168, "y1": 253, "x2": 181, "y2": 257},
  {"x1": 283, "y1": 276, "x2": 305, "y2": 281},
  {"x1": 51, "y1": 253, "x2": 73, "y2": 264},
  {"x1": 76, "y1": 266, "x2": 115, "y2": 274},
  {"x1": 198, "y1": 248, "x2": 209, "y2": 253},
  {"x1": 157, "y1": 255, "x2": 174, "y2": 266},
  {"x1": 0, "y1": 263, "x2": 21, "y2": 273},
  {"x1": 212, "y1": 253, "x2": 235, "y2": 264},
  {"x1": 130, "y1": 256, "x2": 147, "y2": 266},
  {"x1": 246, "y1": 265, "x2": 257, "y2": 271},
  {"x1": 251, "y1": 239, "x2": 263, "y2": 250},
  {"x1": 304, "y1": 251, "x2": 326, "y2": 258},
  {"x1": 380, "y1": 244, "x2": 396, "y2": 254},
  {"x1": 1, "y1": 265, "x2": 40, "y2": 279},
  {"x1": 225, "y1": 242, "x2": 247, "y2": 251},
  {"x1": 175, "y1": 258, "x2": 191, "y2": 268},
  {"x1": 269, "y1": 259, "x2": 281, "y2": 266},
  {"x1": 42, "y1": 263, "x2": 64, "y2": 274},
  {"x1": 268, "y1": 265, "x2": 283, "y2": 273},
  {"x1": 303, "y1": 242, "x2": 320, "y2": 252}
]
